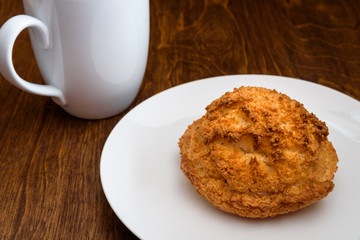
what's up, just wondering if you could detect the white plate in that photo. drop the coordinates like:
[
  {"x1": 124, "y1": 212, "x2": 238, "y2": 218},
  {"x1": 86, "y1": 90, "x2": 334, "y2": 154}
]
[{"x1": 100, "y1": 75, "x2": 360, "y2": 240}]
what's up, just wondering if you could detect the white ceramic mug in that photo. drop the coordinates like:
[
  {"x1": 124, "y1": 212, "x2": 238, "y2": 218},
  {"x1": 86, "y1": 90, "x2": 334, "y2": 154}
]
[{"x1": 0, "y1": 0, "x2": 149, "y2": 119}]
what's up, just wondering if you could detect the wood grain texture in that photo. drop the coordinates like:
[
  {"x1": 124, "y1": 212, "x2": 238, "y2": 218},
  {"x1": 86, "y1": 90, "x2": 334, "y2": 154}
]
[{"x1": 0, "y1": 0, "x2": 359, "y2": 239}]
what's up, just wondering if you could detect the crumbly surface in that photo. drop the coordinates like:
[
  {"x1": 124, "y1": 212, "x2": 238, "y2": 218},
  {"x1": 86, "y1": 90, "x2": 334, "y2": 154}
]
[{"x1": 178, "y1": 86, "x2": 338, "y2": 218}]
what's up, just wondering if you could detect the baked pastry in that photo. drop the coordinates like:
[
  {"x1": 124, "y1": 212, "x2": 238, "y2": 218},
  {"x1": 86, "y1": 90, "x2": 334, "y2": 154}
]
[{"x1": 178, "y1": 86, "x2": 338, "y2": 218}]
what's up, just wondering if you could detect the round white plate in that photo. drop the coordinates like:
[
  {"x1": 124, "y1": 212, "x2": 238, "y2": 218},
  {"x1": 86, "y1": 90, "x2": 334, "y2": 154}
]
[{"x1": 100, "y1": 75, "x2": 360, "y2": 240}]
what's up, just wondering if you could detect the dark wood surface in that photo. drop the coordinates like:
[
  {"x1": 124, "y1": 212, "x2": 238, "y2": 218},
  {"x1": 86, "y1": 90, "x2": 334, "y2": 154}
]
[{"x1": 1, "y1": 0, "x2": 359, "y2": 239}]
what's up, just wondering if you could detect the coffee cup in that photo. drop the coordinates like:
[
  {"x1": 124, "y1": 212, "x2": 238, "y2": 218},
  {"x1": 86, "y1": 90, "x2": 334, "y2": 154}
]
[{"x1": 0, "y1": 0, "x2": 149, "y2": 119}]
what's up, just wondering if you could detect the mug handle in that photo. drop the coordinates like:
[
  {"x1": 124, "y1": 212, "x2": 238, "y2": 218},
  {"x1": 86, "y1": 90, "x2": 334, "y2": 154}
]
[{"x1": 0, "y1": 15, "x2": 65, "y2": 105}]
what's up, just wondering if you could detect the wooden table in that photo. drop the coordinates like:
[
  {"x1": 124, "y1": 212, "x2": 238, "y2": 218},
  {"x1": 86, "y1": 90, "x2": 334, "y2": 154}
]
[{"x1": 1, "y1": 1, "x2": 359, "y2": 239}]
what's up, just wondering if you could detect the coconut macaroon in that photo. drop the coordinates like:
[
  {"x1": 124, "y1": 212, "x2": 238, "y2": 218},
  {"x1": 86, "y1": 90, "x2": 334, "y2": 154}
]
[{"x1": 178, "y1": 86, "x2": 338, "y2": 218}]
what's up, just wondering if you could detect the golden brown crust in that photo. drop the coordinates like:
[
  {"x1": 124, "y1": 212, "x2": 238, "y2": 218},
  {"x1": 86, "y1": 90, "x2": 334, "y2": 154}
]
[{"x1": 179, "y1": 86, "x2": 338, "y2": 218}]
